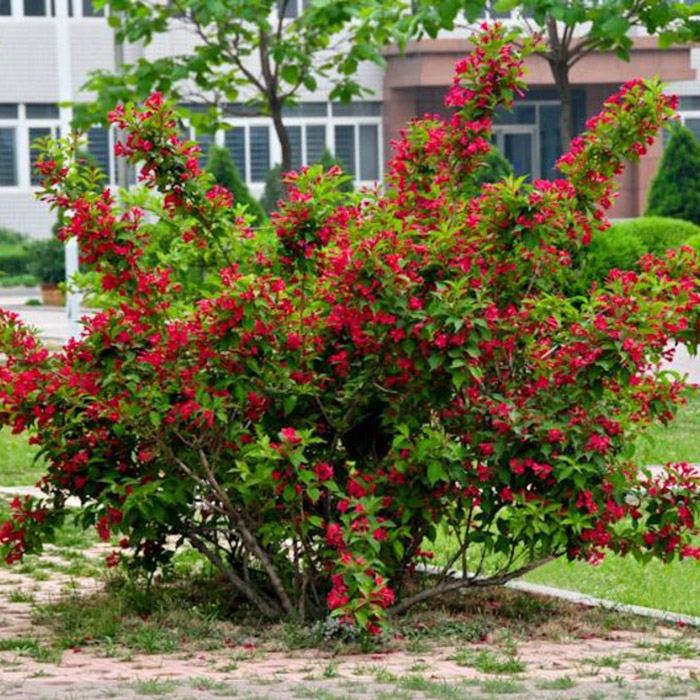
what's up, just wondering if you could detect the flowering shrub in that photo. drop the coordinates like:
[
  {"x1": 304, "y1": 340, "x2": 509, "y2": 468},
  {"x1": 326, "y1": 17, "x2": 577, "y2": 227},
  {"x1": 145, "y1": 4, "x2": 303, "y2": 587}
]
[{"x1": 1, "y1": 25, "x2": 700, "y2": 635}]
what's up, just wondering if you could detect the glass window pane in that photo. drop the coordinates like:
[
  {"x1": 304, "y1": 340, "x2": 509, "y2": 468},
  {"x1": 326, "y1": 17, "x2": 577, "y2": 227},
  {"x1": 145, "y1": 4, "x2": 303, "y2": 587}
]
[
  {"x1": 195, "y1": 132, "x2": 214, "y2": 167},
  {"x1": 287, "y1": 125, "x2": 302, "y2": 172},
  {"x1": 334, "y1": 125, "x2": 356, "y2": 177},
  {"x1": 82, "y1": 0, "x2": 103, "y2": 16},
  {"x1": 24, "y1": 0, "x2": 47, "y2": 15},
  {"x1": 494, "y1": 104, "x2": 536, "y2": 126},
  {"x1": 26, "y1": 103, "x2": 60, "y2": 119},
  {"x1": 29, "y1": 127, "x2": 51, "y2": 186},
  {"x1": 539, "y1": 104, "x2": 561, "y2": 180},
  {"x1": 250, "y1": 126, "x2": 270, "y2": 183},
  {"x1": 224, "y1": 127, "x2": 246, "y2": 181},
  {"x1": 684, "y1": 118, "x2": 700, "y2": 145},
  {"x1": 87, "y1": 127, "x2": 111, "y2": 181},
  {"x1": 0, "y1": 128, "x2": 17, "y2": 186},
  {"x1": 0, "y1": 0, "x2": 11, "y2": 15},
  {"x1": 359, "y1": 124, "x2": 379, "y2": 181},
  {"x1": 282, "y1": 102, "x2": 327, "y2": 118},
  {"x1": 332, "y1": 102, "x2": 382, "y2": 118},
  {"x1": 0, "y1": 104, "x2": 18, "y2": 119},
  {"x1": 306, "y1": 125, "x2": 325, "y2": 165},
  {"x1": 278, "y1": 0, "x2": 297, "y2": 18}
]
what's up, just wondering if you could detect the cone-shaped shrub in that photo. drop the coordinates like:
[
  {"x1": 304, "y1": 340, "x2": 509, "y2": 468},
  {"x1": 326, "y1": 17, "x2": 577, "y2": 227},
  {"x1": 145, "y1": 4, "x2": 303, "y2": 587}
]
[
  {"x1": 646, "y1": 123, "x2": 700, "y2": 225},
  {"x1": 316, "y1": 149, "x2": 354, "y2": 193},
  {"x1": 1, "y1": 26, "x2": 699, "y2": 638},
  {"x1": 260, "y1": 163, "x2": 284, "y2": 216},
  {"x1": 207, "y1": 144, "x2": 266, "y2": 223}
]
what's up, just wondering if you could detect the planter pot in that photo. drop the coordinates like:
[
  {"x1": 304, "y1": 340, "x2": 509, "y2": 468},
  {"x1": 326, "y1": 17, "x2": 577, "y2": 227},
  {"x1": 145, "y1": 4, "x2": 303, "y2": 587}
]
[{"x1": 40, "y1": 283, "x2": 65, "y2": 307}]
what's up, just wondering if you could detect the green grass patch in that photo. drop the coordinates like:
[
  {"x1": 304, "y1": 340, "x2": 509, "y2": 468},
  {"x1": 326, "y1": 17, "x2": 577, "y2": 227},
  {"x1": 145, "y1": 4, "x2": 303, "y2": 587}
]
[
  {"x1": 524, "y1": 553, "x2": 700, "y2": 617},
  {"x1": 636, "y1": 389, "x2": 700, "y2": 465},
  {"x1": 0, "y1": 428, "x2": 45, "y2": 486}
]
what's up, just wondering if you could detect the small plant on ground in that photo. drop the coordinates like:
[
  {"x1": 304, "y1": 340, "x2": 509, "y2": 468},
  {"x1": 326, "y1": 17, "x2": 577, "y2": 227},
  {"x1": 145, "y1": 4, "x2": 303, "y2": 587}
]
[{"x1": 1, "y1": 25, "x2": 700, "y2": 641}]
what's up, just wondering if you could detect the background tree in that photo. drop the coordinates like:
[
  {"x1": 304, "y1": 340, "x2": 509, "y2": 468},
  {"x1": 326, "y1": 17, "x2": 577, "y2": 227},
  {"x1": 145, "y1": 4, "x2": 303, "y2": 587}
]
[
  {"x1": 78, "y1": 0, "x2": 414, "y2": 175},
  {"x1": 646, "y1": 123, "x2": 700, "y2": 226},
  {"x1": 415, "y1": 0, "x2": 700, "y2": 149},
  {"x1": 260, "y1": 164, "x2": 285, "y2": 216},
  {"x1": 316, "y1": 149, "x2": 354, "y2": 193},
  {"x1": 207, "y1": 145, "x2": 266, "y2": 223}
]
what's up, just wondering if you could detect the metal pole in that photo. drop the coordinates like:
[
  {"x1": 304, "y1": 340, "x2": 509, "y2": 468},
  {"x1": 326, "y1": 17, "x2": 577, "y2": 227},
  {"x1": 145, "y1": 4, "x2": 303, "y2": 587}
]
[{"x1": 55, "y1": 0, "x2": 81, "y2": 339}]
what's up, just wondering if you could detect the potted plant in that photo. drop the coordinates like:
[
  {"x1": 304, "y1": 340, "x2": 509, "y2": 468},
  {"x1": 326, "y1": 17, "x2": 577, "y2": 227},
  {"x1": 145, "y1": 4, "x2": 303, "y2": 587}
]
[{"x1": 27, "y1": 237, "x2": 66, "y2": 306}]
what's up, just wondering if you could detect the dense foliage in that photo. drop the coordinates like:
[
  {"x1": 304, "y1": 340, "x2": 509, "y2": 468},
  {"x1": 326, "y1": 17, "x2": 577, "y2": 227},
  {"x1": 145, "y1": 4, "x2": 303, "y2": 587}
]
[
  {"x1": 646, "y1": 124, "x2": 700, "y2": 225},
  {"x1": 206, "y1": 145, "x2": 266, "y2": 224},
  {"x1": 572, "y1": 216, "x2": 700, "y2": 293},
  {"x1": 2, "y1": 27, "x2": 700, "y2": 637}
]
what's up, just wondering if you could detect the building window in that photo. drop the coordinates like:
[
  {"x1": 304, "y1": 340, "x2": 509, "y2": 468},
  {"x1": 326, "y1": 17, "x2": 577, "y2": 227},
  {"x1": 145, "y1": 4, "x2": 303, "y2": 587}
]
[
  {"x1": 28, "y1": 127, "x2": 55, "y2": 185},
  {"x1": 306, "y1": 125, "x2": 326, "y2": 165},
  {"x1": 359, "y1": 124, "x2": 379, "y2": 181},
  {"x1": 26, "y1": 104, "x2": 60, "y2": 119},
  {"x1": 86, "y1": 127, "x2": 111, "y2": 182},
  {"x1": 24, "y1": 0, "x2": 48, "y2": 16},
  {"x1": 195, "y1": 132, "x2": 214, "y2": 167},
  {"x1": 0, "y1": 105, "x2": 18, "y2": 119},
  {"x1": 250, "y1": 126, "x2": 270, "y2": 183},
  {"x1": 288, "y1": 125, "x2": 302, "y2": 172},
  {"x1": 224, "y1": 127, "x2": 246, "y2": 180},
  {"x1": 332, "y1": 102, "x2": 382, "y2": 118},
  {"x1": 0, "y1": 0, "x2": 11, "y2": 16},
  {"x1": 334, "y1": 123, "x2": 380, "y2": 182},
  {"x1": 334, "y1": 126, "x2": 355, "y2": 177},
  {"x1": 82, "y1": 0, "x2": 104, "y2": 16},
  {"x1": 278, "y1": 0, "x2": 297, "y2": 18},
  {"x1": 0, "y1": 128, "x2": 17, "y2": 186}
]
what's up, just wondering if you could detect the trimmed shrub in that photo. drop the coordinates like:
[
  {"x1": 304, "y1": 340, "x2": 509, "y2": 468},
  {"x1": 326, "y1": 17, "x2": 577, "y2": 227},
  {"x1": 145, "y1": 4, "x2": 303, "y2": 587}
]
[
  {"x1": 26, "y1": 238, "x2": 65, "y2": 285},
  {"x1": 260, "y1": 163, "x2": 284, "y2": 216},
  {"x1": 684, "y1": 234, "x2": 700, "y2": 252},
  {"x1": 646, "y1": 123, "x2": 700, "y2": 225},
  {"x1": 206, "y1": 145, "x2": 266, "y2": 223},
  {"x1": 0, "y1": 274, "x2": 38, "y2": 288},
  {"x1": 1, "y1": 28, "x2": 700, "y2": 638},
  {"x1": 613, "y1": 216, "x2": 700, "y2": 256},
  {"x1": 0, "y1": 228, "x2": 30, "y2": 276}
]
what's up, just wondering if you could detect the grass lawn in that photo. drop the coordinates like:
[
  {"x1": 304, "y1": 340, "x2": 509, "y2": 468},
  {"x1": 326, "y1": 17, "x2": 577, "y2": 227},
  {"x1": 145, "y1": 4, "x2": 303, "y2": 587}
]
[
  {"x1": 523, "y1": 554, "x2": 700, "y2": 617},
  {"x1": 635, "y1": 388, "x2": 700, "y2": 466},
  {"x1": 0, "y1": 428, "x2": 44, "y2": 486}
]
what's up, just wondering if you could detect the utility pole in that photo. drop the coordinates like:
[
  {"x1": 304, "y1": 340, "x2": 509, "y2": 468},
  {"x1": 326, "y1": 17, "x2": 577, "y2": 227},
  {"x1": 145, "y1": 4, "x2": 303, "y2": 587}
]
[{"x1": 55, "y1": 0, "x2": 82, "y2": 339}]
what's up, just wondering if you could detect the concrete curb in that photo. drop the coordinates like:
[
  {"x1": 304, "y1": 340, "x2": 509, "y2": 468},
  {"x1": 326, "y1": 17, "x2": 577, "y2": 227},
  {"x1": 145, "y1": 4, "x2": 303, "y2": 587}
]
[
  {"x1": 506, "y1": 580, "x2": 700, "y2": 627},
  {"x1": 419, "y1": 563, "x2": 700, "y2": 628}
]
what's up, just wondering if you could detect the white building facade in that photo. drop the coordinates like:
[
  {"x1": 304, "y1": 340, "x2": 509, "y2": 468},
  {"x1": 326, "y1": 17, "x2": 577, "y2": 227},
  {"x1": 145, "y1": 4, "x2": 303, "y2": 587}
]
[{"x1": 0, "y1": 0, "x2": 385, "y2": 238}]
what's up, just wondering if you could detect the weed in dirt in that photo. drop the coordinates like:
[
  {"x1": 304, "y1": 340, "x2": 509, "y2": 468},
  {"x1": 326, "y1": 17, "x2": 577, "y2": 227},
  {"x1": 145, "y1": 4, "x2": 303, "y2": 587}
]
[
  {"x1": 7, "y1": 590, "x2": 35, "y2": 603},
  {"x1": 536, "y1": 676, "x2": 576, "y2": 690},
  {"x1": 453, "y1": 643, "x2": 525, "y2": 674},
  {"x1": 132, "y1": 679, "x2": 179, "y2": 696},
  {"x1": 582, "y1": 653, "x2": 623, "y2": 670},
  {"x1": 653, "y1": 639, "x2": 697, "y2": 659},
  {"x1": 481, "y1": 678, "x2": 524, "y2": 694},
  {"x1": 188, "y1": 677, "x2": 231, "y2": 692},
  {"x1": 0, "y1": 637, "x2": 60, "y2": 663}
]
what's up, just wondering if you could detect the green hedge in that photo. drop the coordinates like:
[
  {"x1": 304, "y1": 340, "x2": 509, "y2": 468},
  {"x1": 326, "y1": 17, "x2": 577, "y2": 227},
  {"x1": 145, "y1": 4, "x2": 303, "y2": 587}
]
[
  {"x1": 573, "y1": 216, "x2": 700, "y2": 294},
  {"x1": 0, "y1": 244, "x2": 30, "y2": 276},
  {"x1": 683, "y1": 234, "x2": 700, "y2": 253},
  {"x1": 611, "y1": 217, "x2": 700, "y2": 255}
]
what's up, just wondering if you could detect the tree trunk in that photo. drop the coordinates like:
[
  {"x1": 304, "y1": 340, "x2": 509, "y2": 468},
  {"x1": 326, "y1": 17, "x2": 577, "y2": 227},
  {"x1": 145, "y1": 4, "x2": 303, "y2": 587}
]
[
  {"x1": 550, "y1": 59, "x2": 574, "y2": 154},
  {"x1": 270, "y1": 98, "x2": 293, "y2": 176}
]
